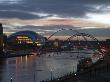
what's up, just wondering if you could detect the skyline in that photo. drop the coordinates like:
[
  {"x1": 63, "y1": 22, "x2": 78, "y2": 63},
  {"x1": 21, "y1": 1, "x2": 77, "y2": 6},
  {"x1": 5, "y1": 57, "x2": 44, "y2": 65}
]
[{"x1": 0, "y1": 0, "x2": 110, "y2": 40}]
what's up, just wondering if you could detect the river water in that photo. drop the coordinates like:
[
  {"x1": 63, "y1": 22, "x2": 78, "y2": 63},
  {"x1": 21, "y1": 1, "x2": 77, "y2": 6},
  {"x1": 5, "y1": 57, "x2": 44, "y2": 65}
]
[{"x1": 0, "y1": 51, "x2": 93, "y2": 82}]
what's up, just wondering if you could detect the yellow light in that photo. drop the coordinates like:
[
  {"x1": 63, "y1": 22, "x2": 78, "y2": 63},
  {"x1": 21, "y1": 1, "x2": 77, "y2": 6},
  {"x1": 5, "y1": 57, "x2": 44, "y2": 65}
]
[
  {"x1": 35, "y1": 42, "x2": 39, "y2": 44},
  {"x1": 23, "y1": 36, "x2": 29, "y2": 39},
  {"x1": 27, "y1": 41, "x2": 33, "y2": 44},
  {"x1": 37, "y1": 43, "x2": 42, "y2": 46},
  {"x1": 16, "y1": 36, "x2": 22, "y2": 39},
  {"x1": 16, "y1": 36, "x2": 29, "y2": 39}
]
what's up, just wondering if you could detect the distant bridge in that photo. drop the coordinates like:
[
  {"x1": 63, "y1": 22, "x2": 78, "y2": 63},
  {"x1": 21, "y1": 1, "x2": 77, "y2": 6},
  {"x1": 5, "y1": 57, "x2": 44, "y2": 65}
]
[{"x1": 42, "y1": 28, "x2": 103, "y2": 58}]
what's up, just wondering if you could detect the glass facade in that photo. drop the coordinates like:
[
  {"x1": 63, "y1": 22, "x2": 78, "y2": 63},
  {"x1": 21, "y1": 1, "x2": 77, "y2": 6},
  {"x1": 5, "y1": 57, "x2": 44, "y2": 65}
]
[
  {"x1": 7, "y1": 31, "x2": 46, "y2": 47},
  {"x1": 16, "y1": 36, "x2": 33, "y2": 44}
]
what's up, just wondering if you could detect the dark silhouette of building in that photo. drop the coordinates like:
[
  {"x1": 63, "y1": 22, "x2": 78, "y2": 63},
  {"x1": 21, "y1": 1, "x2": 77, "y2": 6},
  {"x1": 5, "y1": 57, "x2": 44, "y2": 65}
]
[
  {"x1": 0, "y1": 23, "x2": 3, "y2": 54},
  {"x1": 3, "y1": 34, "x2": 7, "y2": 49},
  {"x1": 7, "y1": 30, "x2": 46, "y2": 50},
  {"x1": 106, "y1": 39, "x2": 110, "y2": 48}
]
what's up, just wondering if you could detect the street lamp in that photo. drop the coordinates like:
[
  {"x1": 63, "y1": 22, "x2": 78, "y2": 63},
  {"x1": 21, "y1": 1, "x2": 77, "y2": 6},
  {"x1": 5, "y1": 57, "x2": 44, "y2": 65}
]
[
  {"x1": 50, "y1": 69, "x2": 53, "y2": 80},
  {"x1": 10, "y1": 73, "x2": 14, "y2": 82},
  {"x1": 10, "y1": 77, "x2": 12, "y2": 82}
]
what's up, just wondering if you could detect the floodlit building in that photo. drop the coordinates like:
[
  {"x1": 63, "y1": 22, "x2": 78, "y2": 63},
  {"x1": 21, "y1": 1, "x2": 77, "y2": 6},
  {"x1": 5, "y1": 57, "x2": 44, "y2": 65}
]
[{"x1": 7, "y1": 30, "x2": 46, "y2": 48}]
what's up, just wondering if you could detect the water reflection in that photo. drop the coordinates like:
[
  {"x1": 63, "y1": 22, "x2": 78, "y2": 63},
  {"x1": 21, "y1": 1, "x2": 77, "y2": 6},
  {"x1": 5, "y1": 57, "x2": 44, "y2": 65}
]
[
  {"x1": 0, "y1": 59, "x2": 6, "y2": 81},
  {"x1": 0, "y1": 52, "x2": 91, "y2": 82}
]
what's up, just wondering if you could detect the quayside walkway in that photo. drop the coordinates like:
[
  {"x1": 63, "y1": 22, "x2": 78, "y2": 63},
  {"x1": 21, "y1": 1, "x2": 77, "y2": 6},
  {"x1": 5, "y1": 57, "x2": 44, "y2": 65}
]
[{"x1": 41, "y1": 53, "x2": 110, "y2": 82}]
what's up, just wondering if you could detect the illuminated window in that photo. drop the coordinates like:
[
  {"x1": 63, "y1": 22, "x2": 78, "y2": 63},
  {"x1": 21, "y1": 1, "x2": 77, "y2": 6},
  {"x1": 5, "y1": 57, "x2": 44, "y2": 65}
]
[{"x1": 15, "y1": 36, "x2": 33, "y2": 44}]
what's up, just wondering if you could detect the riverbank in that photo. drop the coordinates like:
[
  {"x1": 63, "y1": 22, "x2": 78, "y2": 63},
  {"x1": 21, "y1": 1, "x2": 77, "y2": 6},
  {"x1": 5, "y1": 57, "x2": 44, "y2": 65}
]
[
  {"x1": 0, "y1": 52, "x2": 34, "y2": 58},
  {"x1": 41, "y1": 53, "x2": 110, "y2": 82}
]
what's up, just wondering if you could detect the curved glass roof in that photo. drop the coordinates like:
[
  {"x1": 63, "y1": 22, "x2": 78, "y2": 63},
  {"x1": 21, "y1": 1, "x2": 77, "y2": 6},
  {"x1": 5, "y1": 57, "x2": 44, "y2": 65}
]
[{"x1": 8, "y1": 30, "x2": 44, "y2": 42}]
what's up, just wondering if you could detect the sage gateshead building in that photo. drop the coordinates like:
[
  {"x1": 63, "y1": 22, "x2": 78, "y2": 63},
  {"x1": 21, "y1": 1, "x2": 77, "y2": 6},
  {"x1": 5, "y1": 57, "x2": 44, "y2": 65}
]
[{"x1": 7, "y1": 30, "x2": 46, "y2": 48}]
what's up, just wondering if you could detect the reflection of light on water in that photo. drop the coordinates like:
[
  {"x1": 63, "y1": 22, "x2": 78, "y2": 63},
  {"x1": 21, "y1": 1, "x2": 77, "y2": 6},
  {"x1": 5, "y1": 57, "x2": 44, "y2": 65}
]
[
  {"x1": 25, "y1": 55, "x2": 28, "y2": 63},
  {"x1": 43, "y1": 52, "x2": 79, "y2": 79},
  {"x1": 2, "y1": 51, "x2": 93, "y2": 82},
  {"x1": 20, "y1": 56, "x2": 23, "y2": 62}
]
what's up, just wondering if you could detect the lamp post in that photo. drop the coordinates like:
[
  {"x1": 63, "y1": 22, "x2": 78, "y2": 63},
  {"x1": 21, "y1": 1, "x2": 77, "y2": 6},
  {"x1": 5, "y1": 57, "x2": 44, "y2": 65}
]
[
  {"x1": 50, "y1": 69, "x2": 53, "y2": 80},
  {"x1": 10, "y1": 77, "x2": 12, "y2": 82},
  {"x1": 10, "y1": 73, "x2": 14, "y2": 82}
]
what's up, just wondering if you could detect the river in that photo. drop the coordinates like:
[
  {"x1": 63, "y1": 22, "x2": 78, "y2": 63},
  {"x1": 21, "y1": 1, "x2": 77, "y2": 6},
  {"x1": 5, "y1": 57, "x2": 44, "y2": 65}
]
[{"x1": 0, "y1": 51, "x2": 93, "y2": 82}]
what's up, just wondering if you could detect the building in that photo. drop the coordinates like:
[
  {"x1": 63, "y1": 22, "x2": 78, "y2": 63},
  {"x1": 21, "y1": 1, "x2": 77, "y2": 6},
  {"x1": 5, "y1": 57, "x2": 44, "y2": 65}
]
[
  {"x1": 3, "y1": 34, "x2": 7, "y2": 48},
  {"x1": 106, "y1": 39, "x2": 110, "y2": 48},
  {"x1": 7, "y1": 30, "x2": 46, "y2": 50},
  {"x1": 0, "y1": 23, "x2": 3, "y2": 54}
]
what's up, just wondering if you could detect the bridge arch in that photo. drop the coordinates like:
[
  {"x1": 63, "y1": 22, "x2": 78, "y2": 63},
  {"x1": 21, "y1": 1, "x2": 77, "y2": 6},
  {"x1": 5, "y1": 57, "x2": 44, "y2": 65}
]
[
  {"x1": 67, "y1": 33, "x2": 99, "y2": 42},
  {"x1": 45, "y1": 27, "x2": 104, "y2": 57},
  {"x1": 66, "y1": 32, "x2": 103, "y2": 57},
  {"x1": 47, "y1": 28, "x2": 101, "y2": 51},
  {"x1": 66, "y1": 32, "x2": 100, "y2": 49},
  {"x1": 47, "y1": 28, "x2": 79, "y2": 40}
]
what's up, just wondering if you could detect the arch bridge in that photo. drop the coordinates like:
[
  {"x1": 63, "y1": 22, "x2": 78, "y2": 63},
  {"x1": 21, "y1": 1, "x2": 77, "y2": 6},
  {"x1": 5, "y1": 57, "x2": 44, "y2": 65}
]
[{"x1": 43, "y1": 28, "x2": 104, "y2": 59}]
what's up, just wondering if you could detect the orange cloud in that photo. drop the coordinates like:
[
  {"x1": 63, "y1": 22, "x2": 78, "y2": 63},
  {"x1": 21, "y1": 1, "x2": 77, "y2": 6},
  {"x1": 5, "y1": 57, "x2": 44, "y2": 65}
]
[{"x1": 0, "y1": 17, "x2": 109, "y2": 28}]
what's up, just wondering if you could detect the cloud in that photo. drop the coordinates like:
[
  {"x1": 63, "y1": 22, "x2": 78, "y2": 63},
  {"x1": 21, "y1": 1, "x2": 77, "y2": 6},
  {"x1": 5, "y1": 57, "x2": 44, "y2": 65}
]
[
  {"x1": 0, "y1": 0, "x2": 110, "y2": 20},
  {"x1": 0, "y1": 10, "x2": 48, "y2": 19},
  {"x1": 1, "y1": 0, "x2": 110, "y2": 39},
  {"x1": 2, "y1": 17, "x2": 110, "y2": 39},
  {"x1": 86, "y1": 12, "x2": 110, "y2": 24},
  {"x1": 1, "y1": 0, "x2": 110, "y2": 19},
  {"x1": 0, "y1": 0, "x2": 23, "y2": 4},
  {"x1": 77, "y1": 28, "x2": 110, "y2": 37},
  {"x1": 1, "y1": 17, "x2": 108, "y2": 30}
]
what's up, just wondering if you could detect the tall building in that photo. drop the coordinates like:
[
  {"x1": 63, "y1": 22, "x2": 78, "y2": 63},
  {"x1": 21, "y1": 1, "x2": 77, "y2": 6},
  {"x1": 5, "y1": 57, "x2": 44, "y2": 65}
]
[{"x1": 0, "y1": 23, "x2": 3, "y2": 54}]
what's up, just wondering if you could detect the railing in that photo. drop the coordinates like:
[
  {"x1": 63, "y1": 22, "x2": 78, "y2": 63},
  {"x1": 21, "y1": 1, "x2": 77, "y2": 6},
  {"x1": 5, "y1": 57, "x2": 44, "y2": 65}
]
[
  {"x1": 40, "y1": 72, "x2": 78, "y2": 82},
  {"x1": 41, "y1": 54, "x2": 110, "y2": 82}
]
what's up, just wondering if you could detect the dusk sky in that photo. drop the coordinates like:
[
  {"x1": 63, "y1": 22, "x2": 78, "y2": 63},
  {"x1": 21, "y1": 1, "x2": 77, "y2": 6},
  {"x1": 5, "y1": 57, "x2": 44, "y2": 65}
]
[{"x1": 0, "y1": 0, "x2": 110, "y2": 40}]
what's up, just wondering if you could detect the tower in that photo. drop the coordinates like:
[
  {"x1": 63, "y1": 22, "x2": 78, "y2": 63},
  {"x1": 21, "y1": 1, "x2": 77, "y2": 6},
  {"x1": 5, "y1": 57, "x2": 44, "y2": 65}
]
[{"x1": 0, "y1": 23, "x2": 3, "y2": 54}]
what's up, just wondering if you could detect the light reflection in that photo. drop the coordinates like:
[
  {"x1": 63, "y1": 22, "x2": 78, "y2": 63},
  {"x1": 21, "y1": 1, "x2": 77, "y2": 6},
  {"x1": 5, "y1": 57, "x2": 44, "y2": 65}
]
[
  {"x1": 20, "y1": 56, "x2": 23, "y2": 62},
  {"x1": 25, "y1": 55, "x2": 28, "y2": 64},
  {"x1": 3, "y1": 52, "x2": 81, "y2": 82}
]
